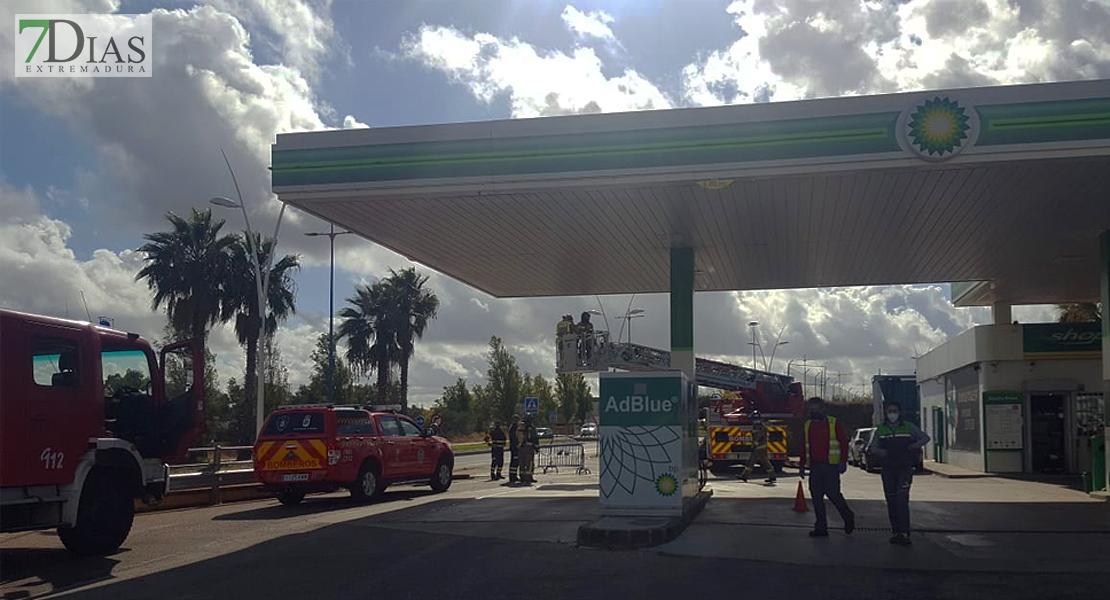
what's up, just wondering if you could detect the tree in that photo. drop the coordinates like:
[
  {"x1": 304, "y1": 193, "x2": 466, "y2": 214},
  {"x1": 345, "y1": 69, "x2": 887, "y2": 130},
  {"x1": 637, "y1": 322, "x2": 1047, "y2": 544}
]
[
  {"x1": 137, "y1": 208, "x2": 236, "y2": 353},
  {"x1": 104, "y1": 369, "x2": 151, "y2": 397},
  {"x1": 380, "y1": 267, "x2": 439, "y2": 411},
  {"x1": 440, "y1": 378, "x2": 472, "y2": 412},
  {"x1": 1056, "y1": 303, "x2": 1102, "y2": 323},
  {"x1": 296, "y1": 333, "x2": 357, "y2": 405},
  {"x1": 225, "y1": 233, "x2": 300, "y2": 430},
  {"x1": 338, "y1": 281, "x2": 400, "y2": 405},
  {"x1": 485, "y1": 336, "x2": 523, "y2": 423},
  {"x1": 556, "y1": 373, "x2": 591, "y2": 423},
  {"x1": 262, "y1": 336, "x2": 294, "y2": 413}
]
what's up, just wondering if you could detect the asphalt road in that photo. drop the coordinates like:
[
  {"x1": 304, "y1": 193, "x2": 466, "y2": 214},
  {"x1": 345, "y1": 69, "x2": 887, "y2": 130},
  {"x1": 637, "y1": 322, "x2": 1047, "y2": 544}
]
[{"x1": 1, "y1": 458, "x2": 1103, "y2": 600}]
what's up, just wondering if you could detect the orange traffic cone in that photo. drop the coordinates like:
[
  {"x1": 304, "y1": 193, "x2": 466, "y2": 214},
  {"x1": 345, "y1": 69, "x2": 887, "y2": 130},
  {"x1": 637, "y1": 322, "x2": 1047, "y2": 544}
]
[{"x1": 793, "y1": 480, "x2": 808, "y2": 513}]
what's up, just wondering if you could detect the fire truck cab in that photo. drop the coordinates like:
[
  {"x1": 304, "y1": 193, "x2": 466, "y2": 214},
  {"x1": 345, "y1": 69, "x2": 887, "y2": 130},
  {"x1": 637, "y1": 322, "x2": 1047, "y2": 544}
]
[{"x1": 0, "y1": 309, "x2": 205, "y2": 555}]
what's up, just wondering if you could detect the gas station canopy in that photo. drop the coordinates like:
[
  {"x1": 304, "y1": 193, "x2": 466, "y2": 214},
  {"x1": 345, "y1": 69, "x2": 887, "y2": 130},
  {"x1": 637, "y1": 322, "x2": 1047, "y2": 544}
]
[{"x1": 273, "y1": 80, "x2": 1110, "y2": 304}]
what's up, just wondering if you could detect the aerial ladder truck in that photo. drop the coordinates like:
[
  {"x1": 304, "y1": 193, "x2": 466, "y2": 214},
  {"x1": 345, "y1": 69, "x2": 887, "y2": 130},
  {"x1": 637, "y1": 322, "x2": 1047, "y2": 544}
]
[{"x1": 556, "y1": 328, "x2": 805, "y2": 474}]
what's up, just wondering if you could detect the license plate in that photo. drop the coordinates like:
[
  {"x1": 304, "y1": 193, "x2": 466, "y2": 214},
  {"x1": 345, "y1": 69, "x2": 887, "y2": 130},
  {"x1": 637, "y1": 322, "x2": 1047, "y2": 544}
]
[{"x1": 281, "y1": 473, "x2": 310, "y2": 482}]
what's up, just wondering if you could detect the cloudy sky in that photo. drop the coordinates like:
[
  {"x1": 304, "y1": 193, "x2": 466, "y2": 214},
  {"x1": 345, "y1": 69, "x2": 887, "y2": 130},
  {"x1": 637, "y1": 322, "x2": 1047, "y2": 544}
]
[{"x1": 3, "y1": 0, "x2": 1105, "y2": 405}]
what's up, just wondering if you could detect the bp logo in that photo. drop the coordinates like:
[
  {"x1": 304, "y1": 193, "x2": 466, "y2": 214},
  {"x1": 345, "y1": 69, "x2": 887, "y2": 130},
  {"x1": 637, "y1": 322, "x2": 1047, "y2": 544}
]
[
  {"x1": 897, "y1": 96, "x2": 979, "y2": 162},
  {"x1": 654, "y1": 473, "x2": 678, "y2": 497}
]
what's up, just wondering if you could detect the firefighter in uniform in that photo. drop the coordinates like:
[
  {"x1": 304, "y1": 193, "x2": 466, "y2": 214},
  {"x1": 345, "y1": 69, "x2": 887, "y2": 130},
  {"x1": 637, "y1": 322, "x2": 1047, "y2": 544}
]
[
  {"x1": 485, "y1": 421, "x2": 508, "y2": 480},
  {"x1": 576, "y1": 311, "x2": 594, "y2": 365},
  {"x1": 556, "y1": 314, "x2": 574, "y2": 367},
  {"x1": 518, "y1": 414, "x2": 540, "y2": 485},
  {"x1": 507, "y1": 414, "x2": 521, "y2": 484},
  {"x1": 740, "y1": 412, "x2": 776, "y2": 483}
]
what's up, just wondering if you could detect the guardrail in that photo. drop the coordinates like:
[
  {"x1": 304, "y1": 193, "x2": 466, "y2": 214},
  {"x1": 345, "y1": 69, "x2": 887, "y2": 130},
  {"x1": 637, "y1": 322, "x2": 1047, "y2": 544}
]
[{"x1": 167, "y1": 446, "x2": 257, "y2": 504}]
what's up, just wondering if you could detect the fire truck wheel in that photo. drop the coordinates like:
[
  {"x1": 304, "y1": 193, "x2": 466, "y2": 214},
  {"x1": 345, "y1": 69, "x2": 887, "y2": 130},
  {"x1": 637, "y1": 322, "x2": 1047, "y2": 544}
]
[
  {"x1": 58, "y1": 469, "x2": 134, "y2": 556},
  {"x1": 277, "y1": 490, "x2": 306, "y2": 506},
  {"x1": 350, "y1": 462, "x2": 382, "y2": 503},
  {"x1": 430, "y1": 459, "x2": 453, "y2": 493}
]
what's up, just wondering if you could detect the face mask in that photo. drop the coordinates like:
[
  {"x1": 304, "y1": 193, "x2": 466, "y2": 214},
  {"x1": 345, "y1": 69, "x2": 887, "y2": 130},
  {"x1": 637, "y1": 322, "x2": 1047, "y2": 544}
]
[{"x1": 886, "y1": 413, "x2": 899, "y2": 424}]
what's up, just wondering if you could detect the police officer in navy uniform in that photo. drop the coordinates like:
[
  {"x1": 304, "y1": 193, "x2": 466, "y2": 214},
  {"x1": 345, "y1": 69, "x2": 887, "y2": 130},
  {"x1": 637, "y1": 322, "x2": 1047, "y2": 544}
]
[
  {"x1": 506, "y1": 414, "x2": 521, "y2": 484},
  {"x1": 486, "y1": 421, "x2": 507, "y2": 480}
]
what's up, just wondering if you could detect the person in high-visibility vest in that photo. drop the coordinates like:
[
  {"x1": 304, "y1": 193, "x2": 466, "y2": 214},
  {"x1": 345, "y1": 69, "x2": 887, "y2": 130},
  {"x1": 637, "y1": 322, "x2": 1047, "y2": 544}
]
[
  {"x1": 799, "y1": 397, "x2": 856, "y2": 537},
  {"x1": 740, "y1": 412, "x2": 776, "y2": 484},
  {"x1": 485, "y1": 421, "x2": 508, "y2": 480},
  {"x1": 556, "y1": 314, "x2": 575, "y2": 336},
  {"x1": 867, "y1": 401, "x2": 930, "y2": 546}
]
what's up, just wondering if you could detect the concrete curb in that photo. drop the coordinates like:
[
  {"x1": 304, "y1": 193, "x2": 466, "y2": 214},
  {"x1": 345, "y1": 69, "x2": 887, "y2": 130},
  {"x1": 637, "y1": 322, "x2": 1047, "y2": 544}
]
[
  {"x1": 576, "y1": 490, "x2": 713, "y2": 550},
  {"x1": 925, "y1": 465, "x2": 996, "y2": 479}
]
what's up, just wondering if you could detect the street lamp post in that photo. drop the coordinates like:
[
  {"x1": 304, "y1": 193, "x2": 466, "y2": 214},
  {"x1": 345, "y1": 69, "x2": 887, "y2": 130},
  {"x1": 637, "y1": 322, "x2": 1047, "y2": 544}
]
[
  {"x1": 305, "y1": 223, "x2": 352, "y2": 404},
  {"x1": 616, "y1": 308, "x2": 645, "y2": 344},
  {"x1": 211, "y1": 150, "x2": 286, "y2": 439},
  {"x1": 767, "y1": 340, "x2": 789, "y2": 372},
  {"x1": 748, "y1": 321, "x2": 759, "y2": 369}
]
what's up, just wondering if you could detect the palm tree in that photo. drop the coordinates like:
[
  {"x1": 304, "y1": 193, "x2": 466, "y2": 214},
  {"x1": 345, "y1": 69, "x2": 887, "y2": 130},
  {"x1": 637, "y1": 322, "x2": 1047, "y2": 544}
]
[
  {"x1": 381, "y1": 268, "x2": 439, "y2": 411},
  {"x1": 338, "y1": 281, "x2": 400, "y2": 404},
  {"x1": 1056, "y1": 303, "x2": 1102, "y2": 323},
  {"x1": 137, "y1": 208, "x2": 236, "y2": 348},
  {"x1": 225, "y1": 232, "x2": 300, "y2": 422}
]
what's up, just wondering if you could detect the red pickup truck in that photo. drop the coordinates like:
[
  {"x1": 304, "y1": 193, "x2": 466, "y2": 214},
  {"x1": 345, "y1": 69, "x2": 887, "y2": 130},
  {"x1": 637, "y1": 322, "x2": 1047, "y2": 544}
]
[{"x1": 254, "y1": 405, "x2": 454, "y2": 505}]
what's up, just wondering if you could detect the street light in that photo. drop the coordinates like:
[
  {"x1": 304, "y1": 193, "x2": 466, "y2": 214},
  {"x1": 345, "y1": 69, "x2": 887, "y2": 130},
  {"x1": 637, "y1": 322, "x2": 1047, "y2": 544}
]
[
  {"x1": 767, "y1": 340, "x2": 789, "y2": 372},
  {"x1": 305, "y1": 224, "x2": 353, "y2": 404},
  {"x1": 210, "y1": 149, "x2": 287, "y2": 440},
  {"x1": 616, "y1": 308, "x2": 645, "y2": 344},
  {"x1": 747, "y1": 321, "x2": 759, "y2": 369}
]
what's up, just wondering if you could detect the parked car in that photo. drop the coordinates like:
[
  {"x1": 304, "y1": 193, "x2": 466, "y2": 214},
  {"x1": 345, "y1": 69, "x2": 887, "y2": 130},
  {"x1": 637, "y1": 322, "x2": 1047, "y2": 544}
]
[
  {"x1": 850, "y1": 427, "x2": 876, "y2": 470},
  {"x1": 536, "y1": 427, "x2": 554, "y2": 441},
  {"x1": 579, "y1": 423, "x2": 598, "y2": 438},
  {"x1": 254, "y1": 405, "x2": 454, "y2": 506}
]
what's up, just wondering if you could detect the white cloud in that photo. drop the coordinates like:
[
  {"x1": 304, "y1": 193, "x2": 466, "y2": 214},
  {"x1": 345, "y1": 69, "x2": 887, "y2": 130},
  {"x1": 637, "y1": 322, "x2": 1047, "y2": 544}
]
[
  {"x1": 682, "y1": 0, "x2": 1110, "y2": 106},
  {"x1": 561, "y1": 5, "x2": 616, "y2": 41},
  {"x1": 342, "y1": 114, "x2": 369, "y2": 129},
  {"x1": 206, "y1": 0, "x2": 341, "y2": 82},
  {"x1": 399, "y1": 25, "x2": 672, "y2": 118}
]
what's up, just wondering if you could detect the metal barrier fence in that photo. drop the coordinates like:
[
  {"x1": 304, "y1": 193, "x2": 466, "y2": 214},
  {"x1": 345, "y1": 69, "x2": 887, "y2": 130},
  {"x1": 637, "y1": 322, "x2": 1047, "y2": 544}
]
[
  {"x1": 169, "y1": 446, "x2": 256, "y2": 502},
  {"x1": 537, "y1": 443, "x2": 591, "y2": 475}
]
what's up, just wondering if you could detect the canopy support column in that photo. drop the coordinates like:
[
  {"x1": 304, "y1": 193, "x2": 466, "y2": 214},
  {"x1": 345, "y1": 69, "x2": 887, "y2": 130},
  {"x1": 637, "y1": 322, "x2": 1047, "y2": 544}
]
[
  {"x1": 992, "y1": 301, "x2": 1012, "y2": 325},
  {"x1": 1101, "y1": 231, "x2": 1110, "y2": 492},
  {"x1": 670, "y1": 247, "x2": 695, "y2": 380}
]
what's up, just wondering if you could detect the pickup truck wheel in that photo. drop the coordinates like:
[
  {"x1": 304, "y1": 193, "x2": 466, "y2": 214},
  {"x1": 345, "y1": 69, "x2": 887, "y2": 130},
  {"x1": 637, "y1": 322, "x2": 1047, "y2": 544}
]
[
  {"x1": 277, "y1": 490, "x2": 305, "y2": 506},
  {"x1": 430, "y1": 460, "x2": 453, "y2": 493},
  {"x1": 58, "y1": 470, "x2": 134, "y2": 556},
  {"x1": 350, "y1": 464, "x2": 381, "y2": 503}
]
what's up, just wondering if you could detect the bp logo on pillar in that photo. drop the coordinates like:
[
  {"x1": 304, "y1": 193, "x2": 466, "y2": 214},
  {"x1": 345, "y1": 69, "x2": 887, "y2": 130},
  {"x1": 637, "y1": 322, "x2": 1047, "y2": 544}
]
[{"x1": 897, "y1": 96, "x2": 980, "y2": 161}]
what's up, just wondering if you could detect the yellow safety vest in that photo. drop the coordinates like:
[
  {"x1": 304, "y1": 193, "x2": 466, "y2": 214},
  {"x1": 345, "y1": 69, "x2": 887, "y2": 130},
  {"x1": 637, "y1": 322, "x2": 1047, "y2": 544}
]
[{"x1": 803, "y1": 416, "x2": 841, "y2": 464}]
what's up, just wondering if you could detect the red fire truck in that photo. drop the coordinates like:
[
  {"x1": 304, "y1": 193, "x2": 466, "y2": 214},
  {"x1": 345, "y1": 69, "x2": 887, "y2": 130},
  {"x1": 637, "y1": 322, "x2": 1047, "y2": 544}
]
[{"x1": 0, "y1": 310, "x2": 205, "y2": 555}]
